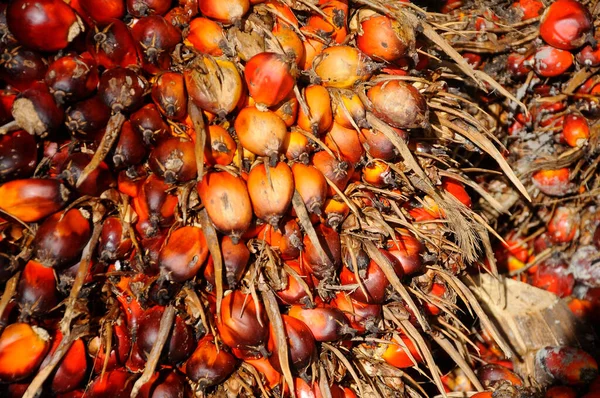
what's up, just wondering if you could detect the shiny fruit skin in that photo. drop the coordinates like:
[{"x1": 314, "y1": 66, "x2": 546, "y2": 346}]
[
  {"x1": 478, "y1": 364, "x2": 523, "y2": 388},
  {"x1": 292, "y1": 163, "x2": 328, "y2": 215},
  {"x1": 539, "y1": 0, "x2": 592, "y2": 50},
  {"x1": 297, "y1": 84, "x2": 333, "y2": 135},
  {"x1": 186, "y1": 17, "x2": 225, "y2": 56},
  {"x1": 6, "y1": 0, "x2": 84, "y2": 52},
  {"x1": 17, "y1": 260, "x2": 57, "y2": 318},
  {"x1": 0, "y1": 323, "x2": 51, "y2": 382},
  {"x1": 561, "y1": 113, "x2": 590, "y2": 147},
  {"x1": 247, "y1": 162, "x2": 294, "y2": 226},
  {"x1": 268, "y1": 314, "x2": 316, "y2": 376},
  {"x1": 385, "y1": 230, "x2": 424, "y2": 275},
  {"x1": 151, "y1": 71, "x2": 187, "y2": 120},
  {"x1": 216, "y1": 290, "x2": 269, "y2": 358},
  {"x1": 198, "y1": 0, "x2": 250, "y2": 24},
  {"x1": 287, "y1": 304, "x2": 351, "y2": 342},
  {"x1": 312, "y1": 150, "x2": 353, "y2": 196},
  {"x1": 138, "y1": 370, "x2": 188, "y2": 398},
  {"x1": 186, "y1": 335, "x2": 238, "y2": 389},
  {"x1": 33, "y1": 209, "x2": 91, "y2": 269},
  {"x1": 158, "y1": 226, "x2": 208, "y2": 282},
  {"x1": 533, "y1": 46, "x2": 574, "y2": 77},
  {"x1": 532, "y1": 168, "x2": 573, "y2": 197},
  {"x1": 245, "y1": 52, "x2": 295, "y2": 107},
  {"x1": 234, "y1": 106, "x2": 288, "y2": 161},
  {"x1": 42, "y1": 331, "x2": 87, "y2": 393},
  {"x1": 382, "y1": 335, "x2": 423, "y2": 368},
  {"x1": 87, "y1": 369, "x2": 134, "y2": 398},
  {"x1": 203, "y1": 124, "x2": 236, "y2": 166},
  {"x1": 324, "y1": 122, "x2": 364, "y2": 164},
  {"x1": 0, "y1": 130, "x2": 38, "y2": 181},
  {"x1": 0, "y1": 178, "x2": 69, "y2": 222},
  {"x1": 80, "y1": 0, "x2": 125, "y2": 24},
  {"x1": 547, "y1": 206, "x2": 579, "y2": 244},
  {"x1": 356, "y1": 14, "x2": 410, "y2": 62},
  {"x1": 137, "y1": 306, "x2": 195, "y2": 365},
  {"x1": 197, "y1": 171, "x2": 253, "y2": 244}
]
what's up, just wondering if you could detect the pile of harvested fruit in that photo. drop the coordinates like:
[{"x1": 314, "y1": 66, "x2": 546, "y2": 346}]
[{"x1": 0, "y1": 0, "x2": 598, "y2": 396}]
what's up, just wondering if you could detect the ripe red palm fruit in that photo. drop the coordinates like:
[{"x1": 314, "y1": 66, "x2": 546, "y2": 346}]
[
  {"x1": 80, "y1": 0, "x2": 125, "y2": 24},
  {"x1": 11, "y1": 82, "x2": 63, "y2": 137},
  {"x1": 127, "y1": 0, "x2": 171, "y2": 17},
  {"x1": 45, "y1": 53, "x2": 99, "y2": 105},
  {"x1": 138, "y1": 370, "x2": 188, "y2": 398},
  {"x1": 276, "y1": 259, "x2": 314, "y2": 305},
  {"x1": 186, "y1": 335, "x2": 238, "y2": 390},
  {"x1": 303, "y1": 224, "x2": 341, "y2": 280},
  {"x1": 267, "y1": 315, "x2": 316, "y2": 376},
  {"x1": 41, "y1": 331, "x2": 87, "y2": 394},
  {"x1": 59, "y1": 152, "x2": 115, "y2": 197},
  {"x1": 331, "y1": 292, "x2": 381, "y2": 333},
  {"x1": 137, "y1": 306, "x2": 195, "y2": 365},
  {"x1": 33, "y1": 208, "x2": 92, "y2": 269},
  {"x1": 216, "y1": 290, "x2": 269, "y2": 358},
  {"x1": 86, "y1": 19, "x2": 139, "y2": 69},
  {"x1": 133, "y1": 175, "x2": 178, "y2": 238},
  {"x1": 17, "y1": 260, "x2": 57, "y2": 318},
  {"x1": 386, "y1": 230, "x2": 424, "y2": 275},
  {"x1": 131, "y1": 15, "x2": 181, "y2": 73},
  {"x1": 287, "y1": 304, "x2": 352, "y2": 342},
  {"x1": 158, "y1": 226, "x2": 208, "y2": 282},
  {"x1": 6, "y1": 0, "x2": 84, "y2": 52},
  {"x1": 0, "y1": 47, "x2": 48, "y2": 91},
  {"x1": 87, "y1": 369, "x2": 134, "y2": 398},
  {"x1": 561, "y1": 113, "x2": 590, "y2": 148},
  {"x1": 198, "y1": 0, "x2": 250, "y2": 23},
  {"x1": 149, "y1": 137, "x2": 198, "y2": 183},
  {"x1": 245, "y1": 52, "x2": 296, "y2": 107},
  {"x1": 478, "y1": 364, "x2": 523, "y2": 388},
  {"x1": 532, "y1": 168, "x2": 574, "y2": 197},
  {"x1": 533, "y1": 46, "x2": 574, "y2": 77},
  {"x1": 355, "y1": 11, "x2": 412, "y2": 62},
  {"x1": 536, "y1": 346, "x2": 599, "y2": 385},
  {"x1": 0, "y1": 130, "x2": 38, "y2": 181},
  {"x1": 151, "y1": 72, "x2": 187, "y2": 120},
  {"x1": 539, "y1": 0, "x2": 592, "y2": 50}
]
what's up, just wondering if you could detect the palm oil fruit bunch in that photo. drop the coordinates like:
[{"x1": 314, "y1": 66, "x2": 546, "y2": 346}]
[
  {"x1": 0, "y1": 0, "x2": 578, "y2": 397},
  {"x1": 439, "y1": 0, "x2": 600, "y2": 395}
]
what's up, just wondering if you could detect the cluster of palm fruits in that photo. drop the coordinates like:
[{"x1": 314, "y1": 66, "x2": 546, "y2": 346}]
[
  {"x1": 439, "y1": 0, "x2": 600, "y2": 396},
  {"x1": 0, "y1": 0, "x2": 597, "y2": 397}
]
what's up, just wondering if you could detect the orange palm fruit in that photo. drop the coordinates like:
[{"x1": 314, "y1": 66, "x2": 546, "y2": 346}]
[
  {"x1": 197, "y1": 171, "x2": 253, "y2": 243},
  {"x1": 0, "y1": 178, "x2": 69, "y2": 222},
  {"x1": 0, "y1": 323, "x2": 51, "y2": 382},
  {"x1": 297, "y1": 84, "x2": 333, "y2": 135},
  {"x1": 234, "y1": 106, "x2": 288, "y2": 163},
  {"x1": 292, "y1": 163, "x2": 328, "y2": 215},
  {"x1": 247, "y1": 162, "x2": 294, "y2": 226}
]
